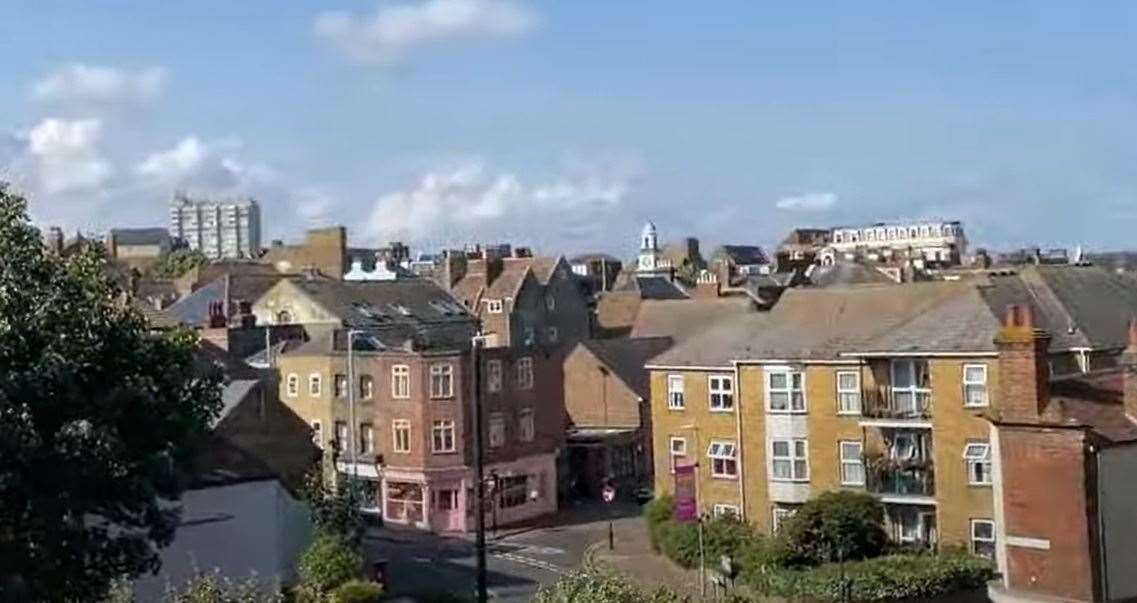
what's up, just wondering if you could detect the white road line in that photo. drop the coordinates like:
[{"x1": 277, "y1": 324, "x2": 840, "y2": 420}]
[{"x1": 491, "y1": 552, "x2": 565, "y2": 575}]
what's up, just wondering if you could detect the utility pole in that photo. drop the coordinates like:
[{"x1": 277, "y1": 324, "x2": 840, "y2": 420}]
[{"x1": 471, "y1": 334, "x2": 488, "y2": 603}]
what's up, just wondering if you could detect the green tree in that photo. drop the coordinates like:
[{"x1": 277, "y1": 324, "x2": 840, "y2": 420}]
[
  {"x1": 302, "y1": 467, "x2": 367, "y2": 548},
  {"x1": 151, "y1": 248, "x2": 211, "y2": 278},
  {"x1": 297, "y1": 533, "x2": 363, "y2": 596},
  {"x1": 782, "y1": 491, "x2": 888, "y2": 565},
  {"x1": 0, "y1": 186, "x2": 223, "y2": 601}
]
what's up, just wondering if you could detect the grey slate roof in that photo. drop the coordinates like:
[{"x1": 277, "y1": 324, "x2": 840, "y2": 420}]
[
  {"x1": 581, "y1": 337, "x2": 674, "y2": 399},
  {"x1": 167, "y1": 274, "x2": 282, "y2": 326},
  {"x1": 719, "y1": 245, "x2": 769, "y2": 266},
  {"x1": 631, "y1": 297, "x2": 757, "y2": 347},
  {"x1": 808, "y1": 262, "x2": 897, "y2": 287},
  {"x1": 615, "y1": 275, "x2": 688, "y2": 300},
  {"x1": 111, "y1": 227, "x2": 169, "y2": 246},
  {"x1": 649, "y1": 265, "x2": 1137, "y2": 367}
]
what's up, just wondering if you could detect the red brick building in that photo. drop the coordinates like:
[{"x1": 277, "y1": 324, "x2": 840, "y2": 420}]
[{"x1": 988, "y1": 307, "x2": 1137, "y2": 602}]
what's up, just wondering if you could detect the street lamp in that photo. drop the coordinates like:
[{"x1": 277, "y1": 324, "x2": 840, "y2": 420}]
[
  {"x1": 680, "y1": 422, "x2": 706, "y2": 597},
  {"x1": 470, "y1": 332, "x2": 491, "y2": 603}
]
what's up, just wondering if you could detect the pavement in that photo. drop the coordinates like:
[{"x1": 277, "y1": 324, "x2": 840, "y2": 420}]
[
  {"x1": 588, "y1": 514, "x2": 704, "y2": 598},
  {"x1": 363, "y1": 499, "x2": 642, "y2": 602}
]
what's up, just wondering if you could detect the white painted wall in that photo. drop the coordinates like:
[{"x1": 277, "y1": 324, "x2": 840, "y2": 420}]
[
  {"x1": 1098, "y1": 443, "x2": 1137, "y2": 601},
  {"x1": 132, "y1": 480, "x2": 313, "y2": 602}
]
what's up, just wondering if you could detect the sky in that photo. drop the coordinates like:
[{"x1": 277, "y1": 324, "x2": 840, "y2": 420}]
[{"x1": 2, "y1": 1, "x2": 1137, "y2": 259}]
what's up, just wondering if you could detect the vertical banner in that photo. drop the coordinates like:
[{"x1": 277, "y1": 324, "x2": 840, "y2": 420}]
[{"x1": 673, "y1": 463, "x2": 698, "y2": 522}]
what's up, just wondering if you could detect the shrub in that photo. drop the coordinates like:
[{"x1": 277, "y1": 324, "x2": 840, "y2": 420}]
[
  {"x1": 781, "y1": 491, "x2": 887, "y2": 564},
  {"x1": 747, "y1": 552, "x2": 996, "y2": 602},
  {"x1": 161, "y1": 571, "x2": 283, "y2": 603},
  {"x1": 643, "y1": 495, "x2": 674, "y2": 551},
  {"x1": 534, "y1": 570, "x2": 688, "y2": 603},
  {"x1": 297, "y1": 533, "x2": 364, "y2": 595},
  {"x1": 330, "y1": 580, "x2": 383, "y2": 603}
]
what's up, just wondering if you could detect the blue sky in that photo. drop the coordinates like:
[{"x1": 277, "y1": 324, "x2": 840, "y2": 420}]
[{"x1": 2, "y1": 1, "x2": 1136, "y2": 258}]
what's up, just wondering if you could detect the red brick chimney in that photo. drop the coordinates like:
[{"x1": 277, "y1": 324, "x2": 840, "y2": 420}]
[
  {"x1": 994, "y1": 304, "x2": 1052, "y2": 422},
  {"x1": 1122, "y1": 318, "x2": 1137, "y2": 420}
]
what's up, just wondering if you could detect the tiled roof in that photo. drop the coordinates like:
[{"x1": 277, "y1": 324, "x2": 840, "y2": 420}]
[
  {"x1": 581, "y1": 337, "x2": 674, "y2": 399},
  {"x1": 1043, "y1": 371, "x2": 1137, "y2": 443},
  {"x1": 110, "y1": 227, "x2": 169, "y2": 246},
  {"x1": 807, "y1": 262, "x2": 896, "y2": 287},
  {"x1": 719, "y1": 245, "x2": 769, "y2": 265},
  {"x1": 167, "y1": 274, "x2": 282, "y2": 327},
  {"x1": 630, "y1": 297, "x2": 756, "y2": 350},
  {"x1": 614, "y1": 275, "x2": 688, "y2": 300}
]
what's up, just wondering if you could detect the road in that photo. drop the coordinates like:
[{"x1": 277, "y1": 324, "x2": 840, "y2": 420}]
[{"x1": 364, "y1": 500, "x2": 644, "y2": 602}]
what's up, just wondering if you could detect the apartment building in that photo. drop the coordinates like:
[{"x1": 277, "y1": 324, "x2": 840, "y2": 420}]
[
  {"x1": 253, "y1": 275, "x2": 559, "y2": 532},
  {"x1": 169, "y1": 194, "x2": 262, "y2": 259},
  {"x1": 646, "y1": 265, "x2": 1137, "y2": 555}
]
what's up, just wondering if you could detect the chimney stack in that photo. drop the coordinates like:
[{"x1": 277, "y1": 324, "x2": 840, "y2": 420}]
[
  {"x1": 1122, "y1": 318, "x2": 1137, "y2": 420},
  {"x1": 994, "y1": 304, "x2": 1052, "y2": 422}
]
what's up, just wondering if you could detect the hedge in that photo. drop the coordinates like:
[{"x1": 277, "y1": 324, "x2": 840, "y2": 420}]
[{"x1": 745, "y1": 552, "x2": 996, "y2": 602}]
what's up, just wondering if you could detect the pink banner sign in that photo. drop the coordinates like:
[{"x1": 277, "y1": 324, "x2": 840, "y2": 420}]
[{"x1": 673, "y1": 463, "x2": 698, "y2": 522}]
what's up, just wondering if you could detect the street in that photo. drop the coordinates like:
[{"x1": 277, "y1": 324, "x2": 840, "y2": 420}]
[{"x1": 364, "y1": 500, "x2": 644, "y2": 602}]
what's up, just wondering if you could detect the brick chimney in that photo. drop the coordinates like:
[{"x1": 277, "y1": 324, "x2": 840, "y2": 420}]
[
  {"x1": 1122, "y1": 318, "x2": 1137, "y2": 420},
  {"x1": 440, "y1": 250, "x2": 467, "y2": 290},
  {"x1": 994, "y1": 304, "x2": 1051, "y2": 422}
]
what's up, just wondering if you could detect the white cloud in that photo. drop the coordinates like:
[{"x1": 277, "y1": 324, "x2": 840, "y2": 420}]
[
  {"x1": 315, "y1": 0, "x2": 537, "y2": 66},
  {"x1": 367, "y1": 158, "x2": 636, "y2": 244},
  {"x1": 775, "y1": 192, "x2": 839, "y2": 212},
  {"x1": 135, "y1": 136, "x2": 248, "y2": 191},
  {"x1": 24, "y1": 118, "x2": 113, "y2": 194},
  {"x1": 31, "y1": 64, "x2": 167, "y2": 105}
]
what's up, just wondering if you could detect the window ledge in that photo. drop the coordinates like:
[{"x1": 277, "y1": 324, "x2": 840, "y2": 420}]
[
  {"x1": 766, "y1": 409, "x2": 808, "y2": 415},
  {"x1": 712, "y1": 475, "x2": 739, "y2": 480},
  {"x1": 770, "y1": 478, "x2": 811, "y2": 484},
  {"x1": 709, "y1": 408, "x2": 736, "y2": 413}
]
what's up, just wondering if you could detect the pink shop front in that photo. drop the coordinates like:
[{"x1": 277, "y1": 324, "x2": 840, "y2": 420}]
[{"x1": 377, "y1": 453, "x2": 558, "y2": 533}]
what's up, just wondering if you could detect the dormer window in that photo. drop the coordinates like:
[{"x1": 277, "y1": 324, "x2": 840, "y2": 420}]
[{"x1": 486, "y1": 299, "x2": 504, "y2": 314}]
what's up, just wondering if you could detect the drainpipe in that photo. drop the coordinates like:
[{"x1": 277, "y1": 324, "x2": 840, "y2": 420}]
[{"x1": 733, "y1": 360, "x2": 746, "y2": 521}]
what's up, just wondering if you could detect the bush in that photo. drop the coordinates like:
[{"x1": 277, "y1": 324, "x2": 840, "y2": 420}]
[
  {"x1": 643, "y1": 495, "x2": 674, "y2": 551},
  {"x1": 297, "y1": 533, "x2": 364, "y2": 595},
  {"x1": 781, "y1": 491, "x2": 887, "y2": 564},
  {"x1": 330, "y1": 580, "x2": 383, "y2": 603},
  {"x1": 534, "y1": 570, "x2": 689, "y2": 603},
  {"x1": 650, "y1": 512, "x2": 760, "y2": 571},
  {"x1": 747, "y1": 552, "x2": 996, "y2": 602},
  {"x1": 161, "y1": 571, "x2": 284, "y2": 603}
]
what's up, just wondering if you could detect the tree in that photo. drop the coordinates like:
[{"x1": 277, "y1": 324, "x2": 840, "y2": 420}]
[
  {"x1": 151, "y1": 248, "x2": 211, "y2": 279},
  {"x1": 0, "y1": 186, "x2": 223, "y2": 601},
  {"x1": 302, "y1": 466, "x2": 367, "y2": 548},
  {"x1": 296, "y1": 533, "x2": 363, "y2": 597},
  {"x1": 782, "y1": 491, "x2": 888, "y2": 565}
]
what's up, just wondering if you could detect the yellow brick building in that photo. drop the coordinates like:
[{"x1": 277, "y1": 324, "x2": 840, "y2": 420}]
[{"x1": 647, "y1": 281, "x2": 1015, "y2": 554}]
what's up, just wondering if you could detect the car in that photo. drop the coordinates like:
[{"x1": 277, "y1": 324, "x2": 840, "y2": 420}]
[{"x1": 633, "y1": 488, "x2": 654, "y2": 504}]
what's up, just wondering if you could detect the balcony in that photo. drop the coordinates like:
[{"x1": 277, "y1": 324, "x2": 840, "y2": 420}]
[
  {"x1": 861, "y1": 386, "x2": 933, "y2": 424},
  {"x1": 866, "y1": 458, "x2": 935, "y2": 500}
]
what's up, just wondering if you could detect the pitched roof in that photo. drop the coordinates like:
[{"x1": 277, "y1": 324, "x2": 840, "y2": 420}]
[
  {"x1": 718, "y1": 245, "x2": 769, "y2": 266},
  {"x1": 807, "y1": 262, "x2": 897, "y2": 287},
  {"x1": 580, "y1": 337, "x2": 674, "y2": 398},
  {"x1": 110, "y1": 227, "x2": 169, "y2": 246},
  {"x1": 1037, "y1": 371, "x2": 1137, "y2": 443},
  {"x1": 613, "y1": 275, "x2": 688, "y2": 300},
  {"x1": 631, "y1": 297, "x2": 756, "y2": 348},
  {"x1": 167, "y1": 274, "x2": 282, "y2": 326},
  {"x1": 288, "y1": 277, "x2": 474, "y2": 327},
  {"x1": 650, "y1": 266, "x2": 1137, "y2": 367}
]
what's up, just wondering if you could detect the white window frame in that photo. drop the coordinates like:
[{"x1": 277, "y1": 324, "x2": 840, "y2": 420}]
[
  {"x1": 311, "y1": 421, "x2": 323, "y2": 448},
  {"x1": 962, "y1": 364, "x2": 989, "y2": 408},
  {"x1": 890, "y1": 359, "x2": 931, "y2": 415},
  {"x1": 431, "y1": 420, "x2": 456, "y2": 453},
  {"x1": 429, "y1": 363, "x2": 454, "y2": 399},
  {"x1": 771, "y1": 438, "x2": 809, "y2": 482},
  {"x1": 766, "y1": 369, "x2": 806, "y2": 413},
  {"x1": 516, "y1": 356, "x2": 534, "y2": 390},
  {"x1": 487, "y1": 359, "x2": 503, "y2": 393},
  {"x1": 772, "y1": 506, "x2": 796, "y2": 532},
  {"x1": 335, "y1": 421, "x2": 348, "y2": 451},
  {"x1": 392, "y1": 365, "x2": 410, "y2": 399},
  {"x1": 839, "y1": 441, "x2": 865, "y2": 486},
  {"x1": 486, "y1": 299, "x2": 504, "y2": 314},
  {"x1": 836, "y1": 370, "x2": 861, "y2": 415},
  {"x1": 707, "y1": 440, "x2": 738, "y2": 479},
  {"x1": 334, "y1": 373, "x2": 348, "y2": 398},
  {"x1": 964, "y1": 442, "x2": 992, "y2": 486},
  {"x1": 667, "y1": 375, "x2": 685, "y2": 410},
  {"x1": 286, "y1": 374, "x2": 299, "y2": 398},
  {"x1": 309, "y1": 373, "x2": 322, "y2": 397},
  {"x1": 392, "y1": 420, "x2": 411, "y2": 453},
  {"x1": 713, "y1": 504, "x2": 740, "y2": 519},
  {"x1": 519, "y1": 408, "x2": 535, "y2": 442},
  {"x1": 970, "y1": 519, "x2": 996, "y2": 559},
  {"x1": 669, "y1": 436, "x2": 688, "y2": 473},
  {"x1": 708, "y1": 374, "x2": 734, "y2": 412},
  {"x1": 489, "y1": 414, "x2": 506, "y2": 448}
]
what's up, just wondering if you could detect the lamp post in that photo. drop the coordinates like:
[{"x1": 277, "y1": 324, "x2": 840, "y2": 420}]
[
  {"x1": 346, "y1": 329, "x2": 367, "y2": 484},
  {"x1": 681, "y1": 423, "x2": 705, "y2": 597},
  {"x1": 470, "y1": 333, "x2": 490, "y2": 603}
]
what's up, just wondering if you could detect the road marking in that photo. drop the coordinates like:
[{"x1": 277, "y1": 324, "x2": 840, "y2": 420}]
[
  {"x1": 516, "y1": 545, "x2": 564, "y2": 556},
  {"x1": 491, "y1": 552, "x2": 565, "y2": 575}
]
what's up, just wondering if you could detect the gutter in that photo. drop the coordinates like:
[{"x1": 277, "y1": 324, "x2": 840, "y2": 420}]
[{"x1": 732, "y1": 360, "x2": 746, "y2": 521}]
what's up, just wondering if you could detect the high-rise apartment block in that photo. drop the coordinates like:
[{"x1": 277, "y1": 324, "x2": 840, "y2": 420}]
[{"x1": 169, "y1": 194, "x2": 262, "y2": 259}]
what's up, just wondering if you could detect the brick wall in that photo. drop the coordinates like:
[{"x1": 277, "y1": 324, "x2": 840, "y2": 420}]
[{"x1": 997, "y1": 426, "x2": 1099, "y2": 602}]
